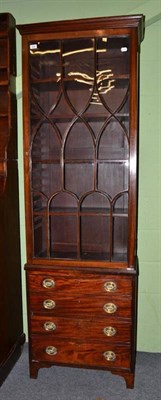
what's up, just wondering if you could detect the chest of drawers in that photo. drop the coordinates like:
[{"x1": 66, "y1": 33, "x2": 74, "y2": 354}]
[{"x1": 26, "y1": 266, "x2": 137, "y2": 388}]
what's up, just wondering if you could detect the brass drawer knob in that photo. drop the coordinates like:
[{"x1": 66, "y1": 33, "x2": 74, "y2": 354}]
[
  {"x1": 104, "y1": 281, "x2": 117, "y2": 292},
  {"x1": 45, "y1": 346, "x2": 57, "y2": 356},
  {"x1": 42, "y1": 278, "x2": 55, "y2": 289},
  {"x1": 103, "y1": 350, "x2": 116, "y2": 362},
  {"x1": 103, "y1": 303, "x2": 117, "y2": 314},
  {"x1": 44, "y1": 321, "x2": 56, "y2": 331},
  {"x1": 43, "y1": 299, "x2": 56, "y2": 309},
  {"x1": 103, "y1": 326, "x2": 117, "y2": 337}
]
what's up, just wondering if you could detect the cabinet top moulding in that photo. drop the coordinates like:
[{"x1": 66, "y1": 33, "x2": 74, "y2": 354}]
[
  {"x1": 17, "y1": 14, "x2": 145, "y2": 43},
  {"x1": 0, "y1": 13, "x2": 16, "y2": 37}
]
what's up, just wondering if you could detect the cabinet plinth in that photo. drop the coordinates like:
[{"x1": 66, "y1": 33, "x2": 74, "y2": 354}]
[{"x1": 17, "y1": 14, "x2": 145, "y2": 388}]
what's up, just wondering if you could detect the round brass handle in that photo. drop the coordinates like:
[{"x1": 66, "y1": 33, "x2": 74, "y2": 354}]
[
  {"x1": 42, "y1": 278, "x2": 55, "y2": 289},
  {"x1": 103, "y1": 326, "x2": 117, "y2": 337},
  {"x1": 44, "y1": 321, "x2": 56, "y2": 331},
  {"x1": 43, "y1": 299, "x2": 56, "y2": 309},
  {"x1": 45, "y1": 346, "x2": 57, "y2": 356},
  {"x1": 104, "y1": 281, "x2": 117, "y2": 292},
  {"x1": 103, "y1": 303, "x2": 117, "y2": 314},
  {"x1": 103, "y1": 350, "x2": 116, "y2": 362}
]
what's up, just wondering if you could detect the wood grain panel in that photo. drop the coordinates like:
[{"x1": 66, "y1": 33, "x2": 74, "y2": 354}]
[
  {"x1": 30, "y1": 336, "x2": 131, "y2": 369},
  {"x1": 29, "y1": 293, "x2": 132, "y2": 318},
  {"x1": 28, "y1": 271, "x2": 132, "y2": 295},
  {"x1": 30, "y1": 315, "x2": 131, "y2": 342}
]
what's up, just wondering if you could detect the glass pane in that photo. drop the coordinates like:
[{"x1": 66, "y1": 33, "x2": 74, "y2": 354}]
[
  {"x1": 81, "y1": 192, "x2": 110, "y2": 212},
  {"x1": 52, "y1": 94, "x2": 75, "y2": 139},
  {"x1": 98, "y1": 118, "x2": 129, "y2": 160},
  {"x1": 50, "y1": 192, "x2": 78, "y2": 211},
  {"x1": 50, "y1": 215, "x2": 77, "y2": 258},
  {"x1": 63, "y1": 38, "x2": 94, "y2": 113},
  {"x1": 96, "y1": 36, "x2": 130, "y2": 113},
  {"x1": 32, "y1": 163, "x2": 61, "y2": 198},
  {"x1": 81, "y1": 216, "x2": 110, "y2": 260},
  {"x1": 65, "y1": 121, "x2": 94, "y2": 160},
  {"x1": 33, "y1": 215, "x2": 47, "y2": 257},
  {"x1": 112, "y1": 217, "x2": 128, "y2": 261},
  {"x1": 65, "y1": 164, "x2": 94, "y2": 198},
  {"x1": 31, "y1": 81, "x2": 60, "y2": 115},
  {"x1": 29, "y1": 40, "x2": 60, "y2": 80},
  {"x1": 116, "y1": 96, "x2": 130, "y2": 137},
  {"x1": 32, "y1": 192, "x2": 48, "y2": 212},
  {"x1": 32, "y1": 123, "x2": 61, "y2": 161},
  {"x1": 113, "y1": 192, "x2": 128, "y2": 214},
  {"x1": 98, "y1": 162, "x2": 128, "y2": 198}
]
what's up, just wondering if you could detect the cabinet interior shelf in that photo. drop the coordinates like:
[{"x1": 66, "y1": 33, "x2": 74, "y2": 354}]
[
  {"x1": 32, "y1": 159, "x2": 128, "y2": 164},
  {"x1": 35, "y1": 251, "x2": 127, "y2": 262},
  {"x1": 30, "y1": 113, "x2": 129, "y2": 121},
  {"x1": 33, "y1": 207, "x2": 128, "y2": 217},
  {"x1": 0, "y1": 81, "x2": 8, "y2": 86},
  {"x1": 0, "y1": 113, "x2": 8, "y2": 117},
  {"x1": 30, "y1": 74, "x2": 129, "y2": 85}
]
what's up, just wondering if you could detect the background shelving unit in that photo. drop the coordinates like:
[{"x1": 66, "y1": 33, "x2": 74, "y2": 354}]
[{"x1": 0, "y1": 13, "x2": 25, "y2": 386}]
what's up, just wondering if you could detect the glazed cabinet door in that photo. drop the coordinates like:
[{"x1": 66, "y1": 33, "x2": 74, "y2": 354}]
[{"x1": 26, "y1": 32, "x2": 133, "y2": 264}]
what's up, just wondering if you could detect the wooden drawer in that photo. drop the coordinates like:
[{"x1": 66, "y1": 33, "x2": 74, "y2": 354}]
[
  {"x1": 29, "y1": 293, "x2": 132, "y2": 318},
  {"x1": 30, "y1": 336, "x2": 131, "y2": 369},
  {"x1": 27, "y1": 271, "x2": 132, "y2": 296},
  {"x1": 30, "y1": 315, "x2": 131, "y2": 343}
]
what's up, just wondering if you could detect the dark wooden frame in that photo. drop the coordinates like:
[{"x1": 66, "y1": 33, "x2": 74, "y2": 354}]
[{"x1": 0, "y1": 13, "x2": 25, "y2": 386}]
